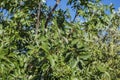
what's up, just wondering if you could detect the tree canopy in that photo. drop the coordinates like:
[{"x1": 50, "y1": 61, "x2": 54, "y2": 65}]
[{"x1": 0, "y1": 0, "x2": 120, "y2": 80}]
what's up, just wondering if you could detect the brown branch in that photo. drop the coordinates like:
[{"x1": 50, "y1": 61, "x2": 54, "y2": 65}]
[
  {"x1": 35, "y1": 2, "x2": 41, "y2": 35},
  {"x1": 44, "y1": 0, "x2": 60, "y2": 28}
]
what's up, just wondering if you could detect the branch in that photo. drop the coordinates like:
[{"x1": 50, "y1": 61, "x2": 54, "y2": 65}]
[
  {"x1": 72, "y1": 11, "x2": 78, "y2": 23},
  {"x1": 44, "y1": 0, "x2": 60, "y2": 28},
  {"x1": 35, "y1": 2, "x2": 41, "y2": 35}
]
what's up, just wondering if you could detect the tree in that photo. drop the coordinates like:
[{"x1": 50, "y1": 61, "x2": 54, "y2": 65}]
[{"x1": 0, "y1": 0, "x2": 120, "y2": 79}]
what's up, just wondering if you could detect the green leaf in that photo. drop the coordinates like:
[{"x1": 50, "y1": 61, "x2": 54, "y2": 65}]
[
  {"x1": 79, "y1": 53, "x2": 91, "y2": 60},
  {"x1": 97, "y1": 65, "x2": 106, "y2": 72},
  {"x1": 47, "y1": 55, "x2": 55, "y2": 68},
  {"x1": 71, "y1": 39, "x2": 79, "y2": 45},
  {"x1": 41, "y1": 42, "x2": 49, "y2": 54}
]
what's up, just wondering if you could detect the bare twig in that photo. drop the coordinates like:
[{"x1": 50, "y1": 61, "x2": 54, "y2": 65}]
[{"x1": 45, "y1": 0, "x2": 60, "y2": 28}]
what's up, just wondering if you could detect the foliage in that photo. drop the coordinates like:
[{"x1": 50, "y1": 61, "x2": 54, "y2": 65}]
[{"x1": 0, "y1": 0, "x2": 120, "y2": 80}]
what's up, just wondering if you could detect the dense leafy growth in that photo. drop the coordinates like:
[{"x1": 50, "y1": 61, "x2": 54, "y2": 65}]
[{"x1": 0, "y1": 0, "x2": 120, "y2": 80}]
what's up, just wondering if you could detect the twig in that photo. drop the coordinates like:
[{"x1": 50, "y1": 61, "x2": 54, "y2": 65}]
[
  {"x1": 72, "y1": 11, "x2": 78, "y2": 23},
  {"x1": 44, "y1": 0, "x2": 60, "y2": 28}
]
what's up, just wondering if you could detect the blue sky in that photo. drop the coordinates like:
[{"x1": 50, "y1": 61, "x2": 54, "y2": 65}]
[
  {"x1": 102, "y1": 0, "x2": 120, "y2": 10},
  {"x1": 1, "y1": 0, "x2": 120, "y2": 21},
  {"x1": 46, "y1": 0, "x2": 120, "y2": 19},
  {"x1": 46, "y1": 0, "x2": 120, "y2": 10}
]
